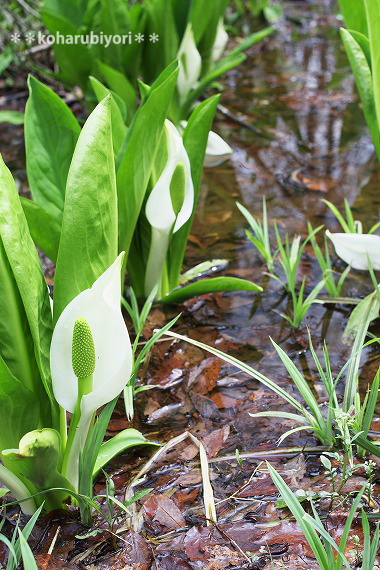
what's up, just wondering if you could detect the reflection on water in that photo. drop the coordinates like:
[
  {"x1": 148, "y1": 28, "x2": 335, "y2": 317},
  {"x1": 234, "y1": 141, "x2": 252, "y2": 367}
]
[{"x1": 187, "y1": 1, "x2": 380, "y2": 407}]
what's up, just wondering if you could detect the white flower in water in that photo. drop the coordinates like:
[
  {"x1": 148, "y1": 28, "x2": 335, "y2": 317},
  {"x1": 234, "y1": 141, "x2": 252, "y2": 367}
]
[
  {"x1": 326, "y1": 230, "x2": 380, "y2": 270},
  {"x1": 204, "y1": 129, "x2": 233, "y2": 167},
  {"x1": 145, "y1": 121, "x2": 194, "y2": 296},
  {"x1": 211, "y1": 17, "x2": 228, "y2": 64},
  {"x1": 180, "y1": 120, "x2": 232, "y2": 168},
  {"x1": 177, "y1": 24, "x2": 202, "y2": 103}
]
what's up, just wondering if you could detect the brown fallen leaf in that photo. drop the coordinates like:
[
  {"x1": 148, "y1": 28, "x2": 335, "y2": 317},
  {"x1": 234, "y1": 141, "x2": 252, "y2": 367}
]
[
  {"x1": 210, "y1": 392, "x2": 241, "y2": 410},
  {"x1": 156, "y1": 556, "x2": 194, "y2": 569},
  {"x1": 35, "y1": 554, "x2": 77, "y2": 569},
  {"x1": 143, "y1": 494, "x2": 186, "y2": 531},
  {"x1": 188, "y1": 357, "x2": 221, "y2": 395},
  {"x1": 201, "y1": 426, "x2": 230, "y2": 458}
]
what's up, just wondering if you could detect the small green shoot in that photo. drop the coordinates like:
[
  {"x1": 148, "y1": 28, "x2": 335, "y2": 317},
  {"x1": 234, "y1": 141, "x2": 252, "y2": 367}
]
[
  {"x1": 308, "y1": 223, "x2": 351, "y2": 298},
  {"x1": 274, "y1": 276, "x2": 325, "y2": 328},
  {"x1": 323, "y1": 198, "x2": 380, "y2": 235},
  {"x1": 237, "y1": 199, "x2": 276, "y2": 271},
  {"x1": 268, "y1": 462, "x2": 368, "y2": 570}
]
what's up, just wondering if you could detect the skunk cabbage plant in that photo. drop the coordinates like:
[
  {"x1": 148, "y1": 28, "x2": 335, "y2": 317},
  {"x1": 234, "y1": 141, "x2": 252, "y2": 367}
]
[
  {"x1": 144, "y1": 120, "x2": 194, "y2": 297},
  {"x1": 51, "y1": 253, "x2": 132, "y2": 488},
  {"x1": 0, "y1": 99, "x2": 153, "y2": 521},
  {"x1": 25, "y1": 76, "x2": 262, "y2": 305},
  {"x1": 40, "y1": 0, "x2": 273, "y2": 122},
  {"x1": 177, "y1": 24, "x2": 202, "y2": 105}
]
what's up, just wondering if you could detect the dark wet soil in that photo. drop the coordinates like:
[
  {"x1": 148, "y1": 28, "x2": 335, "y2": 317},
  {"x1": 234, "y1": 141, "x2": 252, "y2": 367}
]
[{"x1": 1, "y1": 1, "x2": 380, "y2": 568}]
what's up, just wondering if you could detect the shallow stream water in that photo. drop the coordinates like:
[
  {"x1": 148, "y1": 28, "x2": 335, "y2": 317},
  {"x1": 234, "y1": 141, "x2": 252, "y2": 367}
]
[{"x1": 1, "y1": 1, "x2": 380, "y2": 567}]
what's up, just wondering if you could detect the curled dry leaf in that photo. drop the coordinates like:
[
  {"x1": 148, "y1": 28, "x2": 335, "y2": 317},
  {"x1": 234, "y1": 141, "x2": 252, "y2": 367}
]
[{"x1": 143, "y1": 494, "x2": 186, "y2": 531}]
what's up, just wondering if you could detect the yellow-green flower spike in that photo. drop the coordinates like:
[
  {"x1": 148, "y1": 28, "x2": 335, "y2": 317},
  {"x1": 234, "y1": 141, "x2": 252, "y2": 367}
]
[
  {"x1": 72, "y1": 318, "x2": 96, "y2": 379},
  {"x1": 170, "y1": 162, "x2": 186, "y2": 216}
]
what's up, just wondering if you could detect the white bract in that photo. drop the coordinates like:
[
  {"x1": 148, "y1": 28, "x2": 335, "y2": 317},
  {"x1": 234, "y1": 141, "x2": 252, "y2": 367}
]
[
  {"x1": 326, "y1": 230, "x2": 380, "y2": 270},
  {"x1": 211, "y1": 17, "x2": 228, "y2": 64},
  {"x1": 144, "y1": 120, "x2": 194, "y2": 296},
  {"x1": 204, "y1": 130, "x2": 233, "y2": 167},
  {"x1": 146, "y1": 120, "x2": 193, "y2": 234},
  {"x1": 180, "y1": 120, "x2": 232, "y2": 168},
  {"x1": 51, "y1": 252, "x2": 132, "y2": 414},
  {"x1": 50, "y1": 253, "x2": 132, "y2": 486},
  {"x1": 177, "y1": 23, "x2": 202, "y2": 103}
]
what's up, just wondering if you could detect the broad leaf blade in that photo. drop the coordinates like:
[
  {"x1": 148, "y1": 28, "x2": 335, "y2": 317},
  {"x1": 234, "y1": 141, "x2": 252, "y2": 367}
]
[
  {"x1": 338, "y1": 0, "x2": 367, "y2": 36},
  {"x1": 340, "y1": 29, "x2": 380, "y2": 159},
  {"x1": 89, "y1": 75, "x2": 127, "y2": 158},
  {"x1": 40, "y1": 10, "x2": 92, "y2": 90},
  {"x1": 0, "y1": 356, "x2": 39, "y2": 452},
  {"x1": 25, "y1": 76, "x2": 80, "y2": 220},
  {"x1": 0, "y1": 155, "x2": 56, "y2": 427},
  {"x1": 365, "y1": 0, "x2": 380, "y2": 139},
  {"x1": 161, "y1": 276, "x2": 262, "y2": 304},
  {"x1": 21, "y1": 198, "x2": 61, "y2": 263},
  {"x1": 53, "y1": 97, "x2": 118, "y2": 321},
  {"x1": 117, "y1": 62, "x2": 178, "y2": 260},
  {"x1": 93, "y1": 429, "x2": 157, "y2": 477}
]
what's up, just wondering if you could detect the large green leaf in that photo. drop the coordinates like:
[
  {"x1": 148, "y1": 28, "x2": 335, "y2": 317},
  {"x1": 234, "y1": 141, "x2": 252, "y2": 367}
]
[
  {"x1": 93, "y1": 428, "x2": 157, "y2": 477},
  {"x1": 53, "y1": 97, "x2": 118, "y2": 321},
  {"x1": 0, "y1": 238, "x2": 38, "y2": 394},
  {"x1": 142, "y1": 0, "x2": 179, "y2": 84},
  {"x1": 365, "y1": 0, "x2": 380, "y2": 137},
  {"x1": 340, "y1": 29, "x2": 380, "y2": 159},
  {"x1": 96, "y1": 61, "x2": 136, "y2": 123},
  {"x1": 338, "y1": 0, "x2": 368, "y2": 36},
  {"x1": 25, "y1": 76, "x2": 80, "y2": 221},
  {"x1": 117, "y1": 62, "x2": 178, "y2": 260},
  {"x1": 41, "y1": 0, "x2": 89, "y2": 28},
  {"x1": 161, "y1": 276, "x2": 263, "y2": 304},
  {"x1": 89, "y1": 76, "x2": 127, "y2": 159},
  {"x1": 0, "y1": 155, "x2": 56, "y2": 427},
  {"x1": 190, "y1": 0, "x2": 227, "y2": 73},
  {"x1": 0, "y1": 356, "x2": 39, "y2": 452},
  {"x1": 92, "y1": 0, "x2": 132, "y2": 71},
  {"x1": 168, "y1": 95, "x2": 219, "y2": 289},
  {"x1": 40, "y1": 11, "x2": 93, "y2": 91},
  {"x1": 21, "y1": 198, "x2": 61, "y2": 264},
  {"x1": 343, "y1": 290, "x2": 379, "y2": 342},
  {"x1": 349, "y1": 30, "x2": 371, "y2": 67}
]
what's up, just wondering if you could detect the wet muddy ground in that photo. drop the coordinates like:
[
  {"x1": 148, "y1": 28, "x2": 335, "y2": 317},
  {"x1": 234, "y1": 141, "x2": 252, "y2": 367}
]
[{"x1": 1, "y1": 1, "x2": 380, "y2": 568}]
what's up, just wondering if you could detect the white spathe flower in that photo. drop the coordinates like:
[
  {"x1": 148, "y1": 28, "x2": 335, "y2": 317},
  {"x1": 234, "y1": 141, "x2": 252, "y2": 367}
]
[
  {"x1": 211, "y1": 17, "x2": 228, "y2": 64},
  {"x1": 180, "y1": 120, "x2": 233, "y2": 168},
  {"x1": 144, "y1": 120, "x2": 194, "y2": 297},
  {"x1": 204, "y1": 130, "x2": 233, "y2": 167},
  {"x1": 326, "y1": 230, "x2": 380, "y2": 270},
  {"x1": 177, "y1": 23, "x2": 202, "y2": 103},
  {"x1": 145, "y1": 120, "x2": 194, "y2": 234},
  {"x1": 50, "y1": 252, "x2": 132, "y2": 416}
]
